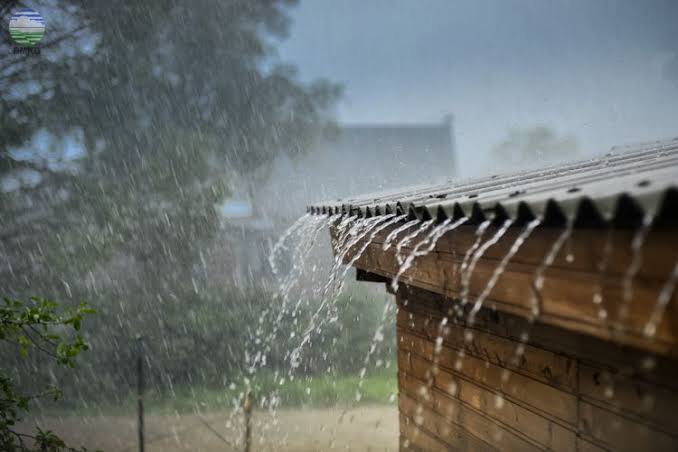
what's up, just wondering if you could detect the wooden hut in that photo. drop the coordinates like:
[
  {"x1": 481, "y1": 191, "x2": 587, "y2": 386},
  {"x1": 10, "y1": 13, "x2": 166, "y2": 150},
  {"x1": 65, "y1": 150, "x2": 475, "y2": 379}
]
[{"x1": 309, "y1": 138, "x2": 678, "y2": 451}]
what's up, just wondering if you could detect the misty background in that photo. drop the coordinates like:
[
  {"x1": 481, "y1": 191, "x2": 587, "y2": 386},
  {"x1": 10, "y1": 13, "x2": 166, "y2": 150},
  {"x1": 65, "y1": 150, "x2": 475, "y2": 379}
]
[{"x1": 1, "y1": 0, "x2": 677, "y2": 449}]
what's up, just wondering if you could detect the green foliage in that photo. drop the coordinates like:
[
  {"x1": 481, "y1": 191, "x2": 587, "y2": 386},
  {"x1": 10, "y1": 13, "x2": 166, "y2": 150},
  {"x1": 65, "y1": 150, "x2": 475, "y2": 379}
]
[
  {"x1": 48, "y1": 284, "x2": 395, "y2": 407},
  {"x1": 49, "y1": 372, "x2": 397, "y2": 417},
  {"x1": 0, "y1": 297, "x2": 95, "y2": 451},
  {"x1": 226, "y1": 370, "x2": 397, "y2": 409},
  {"x1": 1, "y1": 298, "x2": 93, "y2": 365}
]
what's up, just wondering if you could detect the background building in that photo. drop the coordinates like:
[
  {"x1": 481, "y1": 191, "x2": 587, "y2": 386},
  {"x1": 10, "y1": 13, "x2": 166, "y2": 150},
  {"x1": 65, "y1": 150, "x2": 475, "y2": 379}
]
[{"x1": 256, "y1": 116, "x2": 457, "y2": 220}]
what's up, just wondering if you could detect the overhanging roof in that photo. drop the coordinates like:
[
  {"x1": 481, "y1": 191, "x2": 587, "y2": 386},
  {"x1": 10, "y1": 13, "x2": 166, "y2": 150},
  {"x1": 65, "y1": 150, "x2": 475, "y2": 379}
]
[{"x1": 308, "y1": 138, "x2": 678, "y2": 228}]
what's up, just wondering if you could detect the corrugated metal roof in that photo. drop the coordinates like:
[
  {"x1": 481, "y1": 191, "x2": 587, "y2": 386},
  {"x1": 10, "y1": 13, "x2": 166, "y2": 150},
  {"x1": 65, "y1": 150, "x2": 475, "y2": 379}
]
[{"x1": 307, "y1": 137, "x2": 678, "y2": 227}]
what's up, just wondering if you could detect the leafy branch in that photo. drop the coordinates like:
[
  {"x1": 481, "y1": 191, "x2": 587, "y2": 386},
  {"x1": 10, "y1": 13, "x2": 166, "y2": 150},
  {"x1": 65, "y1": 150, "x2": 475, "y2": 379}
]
[{"x1": 0, "y1": 297, "x2": 97, "y2": 451}]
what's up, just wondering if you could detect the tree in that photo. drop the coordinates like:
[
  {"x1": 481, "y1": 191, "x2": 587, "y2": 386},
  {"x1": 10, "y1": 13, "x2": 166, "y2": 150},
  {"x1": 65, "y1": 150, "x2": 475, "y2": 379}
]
[
  {"x1": 491, "y1": 125, "x2": 579, "y2": 168},
  {"x1": 0, "y1": 297, "x2": 95, "y2": 451},
  {"x1": 1, "y1": 0, "x2": 341, "y2": 399}
]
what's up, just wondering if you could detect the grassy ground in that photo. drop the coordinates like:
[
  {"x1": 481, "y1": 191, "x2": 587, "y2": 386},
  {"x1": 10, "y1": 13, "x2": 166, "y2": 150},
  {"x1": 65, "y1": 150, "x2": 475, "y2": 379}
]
[
  {"x1": 28, "y1": 372, "x2": 399, "y2": 450},
  {"x1": 26, "y1": 406, "x2": 399, "y2": 451},
  {"x1": 47, "y1": 371, "x2": 397, "y2": 417}
]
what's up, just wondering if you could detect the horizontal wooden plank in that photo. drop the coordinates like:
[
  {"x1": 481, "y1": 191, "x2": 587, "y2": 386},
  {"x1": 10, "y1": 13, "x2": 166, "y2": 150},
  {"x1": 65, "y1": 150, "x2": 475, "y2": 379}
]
[
  {"x1": 398, "y1": 287, "x2": 678, "y2": 377},
  {"x1": 341, "y1": 222, "x2": 678, "y2": 281},
  {"x1": 397, "y1": 307, "x2": 578, "y2": 392},
  {"x1": 400, "y1": 413, "x2": 469, "y2": 452},
  {"x1": 394, "y1": 284, "x2": 678, "y2": 452},
  {"x1": 399, "y1": 329, "x2": 578, "y2": 425},
  {"x1": 579, "y1": 400, "x2": 678, "y2": 452},
  {"x1": 579, "y1": 363, "x2": 678, "y2": 435},
  {"x1": 576, "y1": 437, "x2": 611, "y2": 452},
  {"x1": 341, "y1": 220, "x2": 678, "y2": 356},
  {"x1": 419, "y1": 295, "x2": 678, "y2": 392},
  {"x1": 400, "y1": 376, "x2": 543, "y2": 452},
  {"x1": 434, "y1": 370, "x2": 577, "y2": 451},
  {"x1": 357, "y1": 239, "x2": 678, "y2": 354},
  {"x1": 400, "y1": 394, "x2": 496, "y2": 451}
]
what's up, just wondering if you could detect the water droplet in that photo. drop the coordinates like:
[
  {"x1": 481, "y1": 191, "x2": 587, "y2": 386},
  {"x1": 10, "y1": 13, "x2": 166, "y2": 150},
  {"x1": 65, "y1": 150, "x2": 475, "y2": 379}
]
[
  {"x1": 434, "y1": 337, "x2": 444, "y2": 353},
  {"x1": 641, "y1": 356, "x2": 656, "y2": 371},
  {"x1": 641, "y1": 393, "x2": 655, "y2": 410},
  {"x1": 447, "y1": 381, "x2": 458, "y2": 396},
  {"x1": 464, "y1": 330, "x2": 474, "y2": 343}
]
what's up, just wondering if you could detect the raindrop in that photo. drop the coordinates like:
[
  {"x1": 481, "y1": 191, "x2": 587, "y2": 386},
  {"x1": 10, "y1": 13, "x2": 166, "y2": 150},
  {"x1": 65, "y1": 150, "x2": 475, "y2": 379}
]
[
  {"x1": 641, "y1": 356, "x2": 656, "y2": 371},
  {"x1": 460, "y1": 219, "x2": 513, "y2": 309},
  {"x1": 616, "y1": 214, "x2": 653, "y2": 335},
  {"x1": 467, "y1": 219, "x2": 541, "y2": 325},
  {"x1": 391, "y1": 216, "x2": 468, "y2": 292},
  {"x1": 643, "y1": 260, "x2": 678, "y2": 338},
  {"x1": 395, "y1": 219, "x2": 435, "y2": 265},
  {"x1": 383, "y1": 219, "x2": 420, "y2": 251}
]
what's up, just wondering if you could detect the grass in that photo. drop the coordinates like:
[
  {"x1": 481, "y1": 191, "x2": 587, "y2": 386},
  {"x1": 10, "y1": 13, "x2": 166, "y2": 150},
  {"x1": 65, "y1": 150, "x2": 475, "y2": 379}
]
[
  {"x1": 241, "y1": 371, "x2": 398, "y2": 408},
  {"x1": 42, "y1": 371, "x2": 398, "y2": 417}
]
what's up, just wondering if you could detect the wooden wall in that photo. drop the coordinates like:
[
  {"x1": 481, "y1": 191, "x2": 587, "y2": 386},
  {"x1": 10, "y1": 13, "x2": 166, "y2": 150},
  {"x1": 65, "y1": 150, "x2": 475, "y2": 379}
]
[
  {"x1": 396, "y1": 285, "x2": 678, "y2": 452},
  {"x1": 342, "y1": 222, "x2": 678, "y2": 358}
]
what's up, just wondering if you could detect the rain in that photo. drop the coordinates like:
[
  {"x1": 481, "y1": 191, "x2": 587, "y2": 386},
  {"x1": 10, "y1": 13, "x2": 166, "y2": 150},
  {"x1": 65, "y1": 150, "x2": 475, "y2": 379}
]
[{"x1": 2, "y1": 1, "x2": 678, "y2": 451}]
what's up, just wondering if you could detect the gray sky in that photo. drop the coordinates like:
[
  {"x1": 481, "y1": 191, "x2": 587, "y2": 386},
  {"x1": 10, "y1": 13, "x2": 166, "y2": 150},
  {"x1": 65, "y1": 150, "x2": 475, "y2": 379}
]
[{"x1": 277, "y1": 0, "x2": 678, "y2": 176}]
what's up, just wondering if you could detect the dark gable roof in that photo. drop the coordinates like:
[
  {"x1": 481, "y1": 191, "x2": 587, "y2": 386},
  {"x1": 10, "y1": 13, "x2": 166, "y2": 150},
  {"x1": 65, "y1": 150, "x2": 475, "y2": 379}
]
[{"x1": 308, "y1": 137, "x2": 678, "y2": 228}]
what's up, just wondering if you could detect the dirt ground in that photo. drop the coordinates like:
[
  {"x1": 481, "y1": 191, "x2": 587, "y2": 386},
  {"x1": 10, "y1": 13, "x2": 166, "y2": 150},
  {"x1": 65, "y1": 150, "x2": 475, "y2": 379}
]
[{"x1": 26, "y1": 405, "x2": 398, "y2": 451}]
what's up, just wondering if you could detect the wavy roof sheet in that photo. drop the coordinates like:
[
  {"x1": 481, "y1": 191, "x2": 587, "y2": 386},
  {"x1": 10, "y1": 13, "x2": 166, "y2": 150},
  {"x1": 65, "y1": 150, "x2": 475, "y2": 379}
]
[{"x1": 308, "y1": 138, "x2": 678, "y2": 228}]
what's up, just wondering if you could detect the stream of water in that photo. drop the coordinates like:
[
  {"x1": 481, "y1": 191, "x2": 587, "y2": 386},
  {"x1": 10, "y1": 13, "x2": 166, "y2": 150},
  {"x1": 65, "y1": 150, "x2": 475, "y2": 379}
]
[
  {"x1": 616, "y1": 214, "x2": 653, "y2": 337},
  {"x1": 644, "y1": 260, "x2": 678, "y2": 338},
  {"x1": 257, "y1": 208, "x2": 674, "y2": 446},
  {"x1": 391, "y1": 217, "x2": 468, "y2": 292}
]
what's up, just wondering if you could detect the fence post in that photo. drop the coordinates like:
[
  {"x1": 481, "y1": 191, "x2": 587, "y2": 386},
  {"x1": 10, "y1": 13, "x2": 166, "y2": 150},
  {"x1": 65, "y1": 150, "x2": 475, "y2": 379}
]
[
  {"x1": 136, "y1": 335, "x2": 145, "y2": 452},
  {"x1": 243, "y1": 391, "x2": 253, "y2": 452}
]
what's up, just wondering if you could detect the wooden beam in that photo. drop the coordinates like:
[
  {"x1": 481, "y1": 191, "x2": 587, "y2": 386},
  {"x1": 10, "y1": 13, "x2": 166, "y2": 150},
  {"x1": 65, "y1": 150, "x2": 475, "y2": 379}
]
[{"x1": 332, "y1": 221, "x2": 678, "y2": 356}]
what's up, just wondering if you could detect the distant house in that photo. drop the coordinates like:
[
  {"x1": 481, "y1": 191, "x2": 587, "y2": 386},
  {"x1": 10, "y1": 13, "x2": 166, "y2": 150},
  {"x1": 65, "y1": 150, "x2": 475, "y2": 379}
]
[
  {"x1": 309, "y1": 116, "x2": 457, "y2": 198},
  {"x1": 256, "y1": 116, "x2": 457, "y2": 220}
]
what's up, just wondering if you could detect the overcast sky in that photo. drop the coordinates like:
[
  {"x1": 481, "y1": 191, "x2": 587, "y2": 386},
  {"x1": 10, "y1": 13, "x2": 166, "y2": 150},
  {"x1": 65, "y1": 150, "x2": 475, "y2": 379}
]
[{"x1": 277, "y1": 0, "x2": 678, "y2": 176}]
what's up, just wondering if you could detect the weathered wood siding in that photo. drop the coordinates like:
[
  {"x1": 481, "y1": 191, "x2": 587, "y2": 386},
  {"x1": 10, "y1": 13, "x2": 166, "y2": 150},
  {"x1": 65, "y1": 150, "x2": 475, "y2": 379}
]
[
  {"x1": 396, "y1": 285, "x2": 678, "y2": 452},
  {"x1": 339, "y1": 222, "x2": 678, "y2": 357}
]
